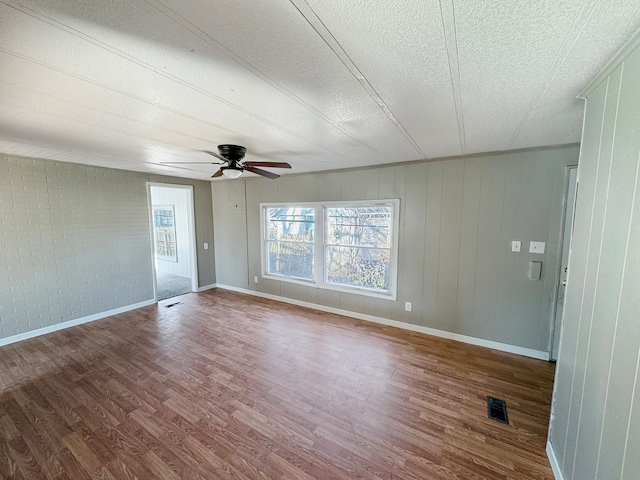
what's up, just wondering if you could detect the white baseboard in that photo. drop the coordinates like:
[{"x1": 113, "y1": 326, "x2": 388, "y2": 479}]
[
  {"x1": 197, "y1": 283, "x2": 218, "y2": 292},
  {"x1": 547, "y1": 441, "x2": 564, "y2": 480},
  {"x1": 0, "y1": 299, "x2": 157, "y2": 347},
  {"x1": 215, "y1": 284, "x2": 550, "y2": 361}
]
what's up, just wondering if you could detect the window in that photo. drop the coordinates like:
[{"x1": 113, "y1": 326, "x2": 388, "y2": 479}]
[
  {"x1": 324, "y1": 205, "x2": 392, "y2": 291},
  {"x1": 265, "y1": 207, "x2": 315, "y2": 280},
  {"x1": 261, "y1": 200, "x2": 399, "y2": 300},
  {"x1": 153, "y1": 205, "x2": 177, "y2": 261}
]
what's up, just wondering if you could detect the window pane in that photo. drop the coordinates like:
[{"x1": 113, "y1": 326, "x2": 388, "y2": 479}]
[
  {"x1": 326, "y1": 206, "x2": 391, "y2": 247},
  {"x1": 325, "y1": 246, "x2": 390, "y2": 290},
  {"x1": 267, "y1": 207, "x2": 314, "y2": 241},
  {"x1": 267, "y1": 241, "x2": 314, "y2": 280}
]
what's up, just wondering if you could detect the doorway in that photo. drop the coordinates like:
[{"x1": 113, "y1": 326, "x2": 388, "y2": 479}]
[
  {"x1": 550, "y1": 166, "x2": 578, "y2": 361},
  {"x1": 147, "y1": 183, "x2": 198, "y2": 301}
]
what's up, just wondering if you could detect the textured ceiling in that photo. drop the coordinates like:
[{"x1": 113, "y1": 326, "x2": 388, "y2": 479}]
[{"x1": 0, "y1": 0, "x2": 639, "y2": 180}]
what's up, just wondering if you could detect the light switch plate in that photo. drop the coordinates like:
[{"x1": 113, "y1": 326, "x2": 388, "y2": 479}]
[
  {"x1": 511, "y1": 240, "x2": 521, "y2": 252},
  {"x1": 529, "y1": 241, "x2": 546, "y2": 254}
]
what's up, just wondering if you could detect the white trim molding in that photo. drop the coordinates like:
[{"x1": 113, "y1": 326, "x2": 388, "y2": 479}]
[
  {"x1": 547, "y1": 441, "x2": 564, "y2": 480},
  {"x1": 215, "y1": 284, "x2": 550, "y2": 361},
  {"x1": 0, "y1": 299, "x2": 156, "y2": 347},
  {"x1": 260, "y1": 200, "x2": 400, "y2": 301},
  {"x1": 198, "y1": 283, "x2": 218, "y2": 292}
]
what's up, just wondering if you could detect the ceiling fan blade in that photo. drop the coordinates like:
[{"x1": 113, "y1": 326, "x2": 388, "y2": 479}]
[
  {"x1": 203, "y1": 150, "x2": 230, "y2": 163},
  {"x1": 244, "y1": 161, "x2": 291, "y2": 168},
  {"x1": 160, "y1": 161, "x2": 223, "y2": 165},
  {"x1": 212, "y1": 169, "x2": 223, "y2": 178},
  {"x1": 245, "y1": 166, "x2": 280, "y2": 179}
]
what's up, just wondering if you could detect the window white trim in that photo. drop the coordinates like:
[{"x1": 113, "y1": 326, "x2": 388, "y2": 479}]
[{"x1": 260, "y1": 200, "x2": 399, "y2": 300}]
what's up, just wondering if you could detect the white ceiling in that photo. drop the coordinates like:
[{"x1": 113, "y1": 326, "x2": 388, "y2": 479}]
[{"x1": 1, "y1": 0, "x2": 639, "y2": 180}]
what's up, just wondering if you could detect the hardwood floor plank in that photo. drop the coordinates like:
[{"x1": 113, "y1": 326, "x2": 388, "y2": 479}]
[
  {"x1": 0, "y1": 289, "x2": 556, "y2": 479},
  {"x1": 142, "y1": 450, "x2": 182, "y2": 480},
  {"x1": 0, "y1": 415, "x2": 20, "y2": 479}
]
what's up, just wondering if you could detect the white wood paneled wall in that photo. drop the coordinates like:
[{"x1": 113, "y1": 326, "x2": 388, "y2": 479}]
[{"x1": 548, "y1": 33, "x2": 640, "y2": 480}]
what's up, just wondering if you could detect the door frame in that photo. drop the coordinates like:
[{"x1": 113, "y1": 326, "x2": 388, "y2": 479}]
[
  {"x1": 548, "y1": 165, "x2": 578, "y2": 361},
  {"x1": 146, "y1": 182, "x2": 199, "y2": 301}
]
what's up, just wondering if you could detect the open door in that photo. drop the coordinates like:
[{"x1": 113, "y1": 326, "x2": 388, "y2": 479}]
[
  {"x1": 147, "y1": 183, "x2": 198, "y2": 301},
  {"x1": 550, "y1": 166, "x2": 578, "y2": 361}
]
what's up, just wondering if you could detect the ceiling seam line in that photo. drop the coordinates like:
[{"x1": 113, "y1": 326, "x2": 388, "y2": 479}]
[
  {"x1": 450, "y1": 0, "x2": 467, "y2": 154},
  {"x1": 289, "y1": 0, "x2": 427, "y2": 159},
  {"x1": 0, "y1": 2, "x2": 344, "y2": 158},
  {"x1": 0, "y1": 134, "x2": 209, "y2": 176},
  {"x1": 0, "y1": 89, "x2": 242, "y2": 164},
  {"x1": 0, "y1": 78, "x2": 251, "y2": 151},
  {"x1": 145, "y1": 0, "x2": 386, "y2": 160},
  {"x1": 0, "y1": 44, "x2": 340, "y2": 159},
  {"x1": 507, "y1": 0, "x2": 602, "y2": 148},
  {"x1": 438, "y1": 0, "x2": 466, "y2": 155}
]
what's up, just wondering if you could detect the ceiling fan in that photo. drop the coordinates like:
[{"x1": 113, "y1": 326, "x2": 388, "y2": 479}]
[{"x1": 162, "y1": 145, "x2": 291, "y2": 179}]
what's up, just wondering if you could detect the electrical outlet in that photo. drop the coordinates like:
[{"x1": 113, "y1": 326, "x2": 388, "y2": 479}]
[
  {"x1": 203, "y1": 243, "x2": 209, "y2": 250},
  {"x1": 404, "y1": 302, "x2": 412, "y2": 312},
  {"x1": 254, "y1": 276, "x2": 259, "y2": 283}
]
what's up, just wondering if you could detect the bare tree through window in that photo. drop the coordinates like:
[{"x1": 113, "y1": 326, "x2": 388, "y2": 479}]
[
  {"x1": 266, "y1": 207, "x2": 315, "y2": 280},
  {"x1": 325, "y1": 206, "x2": 392, "y2": 290}
]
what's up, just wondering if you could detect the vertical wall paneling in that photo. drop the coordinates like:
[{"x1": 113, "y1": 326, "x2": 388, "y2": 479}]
[
  {"x1": 401, "y1": 163, "x2": 428, "y2": 325},
  {"x1": 212, "y1": 180, "x2": 248, "y2": 288},
  {"x1": 573, "y1": 65, "x2": 627, "y2": 479},
  {"x1": 340, "y1": 172, "x2": 354, "y2": 202},
  {"x1": 494, "y1": 153, "x2": 523, "y2": 343},
  {"x1": 472, "y1": 156, "x2": 506, "y2": 340},
  {"x1": 320, "y1": 172, "x2": 342, "y2": 201},
  {"x1": 391, "y1": 165, "x2": 407, "y2": 321},
  {"x1": 455, "y1": 159, "x2": 482, "y2": 335},
  {"x1": 539, "y1": 148, "x2": 575, "y2": 352},
  {"x1": 214, "y1": 145, "x2": 579, "y2": 353},
  {"x1": 548, "y1": 31, "x2": 640, "y2": 480},
  {"x1": 509, "y1": 150, "x2": 556, "y2": 348},
  {"x1": 349, "y1": 170, "x2": 367, "y2": 201},
  {"x1": 421, "y1": 162, "x2": 443, "y2": 328},
  {"x1": 598, "y1": 47, "x2": 640, "y2": 480},
  {"x1": 549, "y1": 83, "x2": 607, "y2": 469},
  {"x1": 378, "y1": 167, "x2": 396, "y2": 199},
  {"x1": 562, "y1": 69, "x2": 620, "y2": 480},
  {"x1": 622, "y1": 358, "x2": 640, "y2": 480},
  {"x1": 365, "y1": 169, "x2": 379, "y2": 200},
  {"x1": 435, "y1": 159, "x2": 464, "y2": 332}
]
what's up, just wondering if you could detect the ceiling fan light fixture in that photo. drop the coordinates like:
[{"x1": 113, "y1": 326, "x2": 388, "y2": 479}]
[{"x1": 221, "y1": 166, "x2": 243, "y2": 179}]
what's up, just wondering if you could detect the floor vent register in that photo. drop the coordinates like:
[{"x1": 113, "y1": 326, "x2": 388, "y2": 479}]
[{"x1": 486, "y1": 396, "x2": 509, "y2": 424}]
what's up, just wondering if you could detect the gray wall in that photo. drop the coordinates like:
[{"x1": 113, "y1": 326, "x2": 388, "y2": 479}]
[
  {"x1": 213, "y1": 145, "x2": 579, "y2": 352},
  {"x1": 548, "y1": 35, "x2": 640, "y2": 480},
  {"x1": 0, "y1": 155, "x2": 215, "y2": 341}
]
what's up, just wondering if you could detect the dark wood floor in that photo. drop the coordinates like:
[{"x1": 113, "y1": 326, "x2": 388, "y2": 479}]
[{"x1": 0, "y1": 289, "x2": 556, "y2": 479}]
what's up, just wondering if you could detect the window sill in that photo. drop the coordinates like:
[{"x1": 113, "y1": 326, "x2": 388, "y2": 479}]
[{"x1": 261, "y1": 273, "x2": 396, "y2": 301}]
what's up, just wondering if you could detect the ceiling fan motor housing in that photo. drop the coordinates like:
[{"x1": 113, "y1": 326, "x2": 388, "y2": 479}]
[{"x1": 218, "y1": 144, "x2": 246, "y2": 161}]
